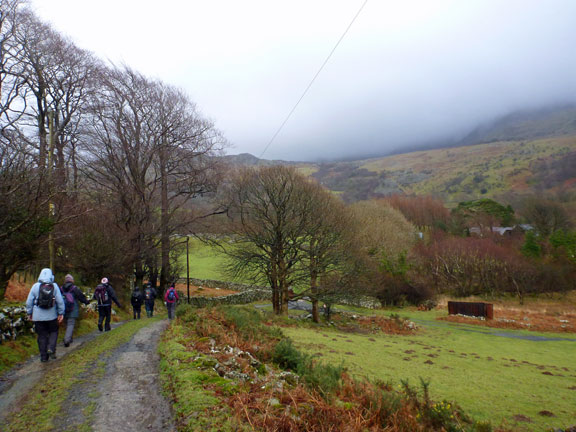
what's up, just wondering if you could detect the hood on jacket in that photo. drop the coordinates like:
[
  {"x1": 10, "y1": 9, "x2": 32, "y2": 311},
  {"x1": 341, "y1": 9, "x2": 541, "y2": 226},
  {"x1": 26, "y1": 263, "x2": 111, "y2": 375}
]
[{"x1": 38, "y1": 268, "x2": 54, "y2": 284}]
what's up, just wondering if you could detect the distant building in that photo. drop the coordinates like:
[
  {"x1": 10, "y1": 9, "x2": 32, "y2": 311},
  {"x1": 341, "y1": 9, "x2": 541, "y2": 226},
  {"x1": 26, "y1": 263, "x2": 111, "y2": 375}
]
[{"x1": 469, "y1": 224, "x2": 533, "y2": 237}]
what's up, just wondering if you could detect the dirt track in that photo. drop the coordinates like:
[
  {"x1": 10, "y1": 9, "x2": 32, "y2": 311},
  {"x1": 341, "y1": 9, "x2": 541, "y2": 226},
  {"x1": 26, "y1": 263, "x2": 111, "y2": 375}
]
[{"x1": 0, "y1": 320, "x2": 174, "y2": 431}]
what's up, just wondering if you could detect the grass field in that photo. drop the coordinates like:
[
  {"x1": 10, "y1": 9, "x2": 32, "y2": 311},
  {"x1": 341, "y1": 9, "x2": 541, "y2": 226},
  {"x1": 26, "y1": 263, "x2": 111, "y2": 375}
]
[
  {"x1": 175, "y1": 237, "x2": 261, "y2": 285},
  {"x1": 282, "y1": 308, "x2": 576, "y2": 431},
  {"x1": 176, "y1": 237, "x2": 231, "y2": 281}
]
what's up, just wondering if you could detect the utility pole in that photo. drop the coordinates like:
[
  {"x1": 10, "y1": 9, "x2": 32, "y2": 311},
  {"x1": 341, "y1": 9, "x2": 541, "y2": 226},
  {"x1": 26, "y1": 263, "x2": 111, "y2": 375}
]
[{"x1": 186, "y1": 236, "x2": 190, "y2": 303}]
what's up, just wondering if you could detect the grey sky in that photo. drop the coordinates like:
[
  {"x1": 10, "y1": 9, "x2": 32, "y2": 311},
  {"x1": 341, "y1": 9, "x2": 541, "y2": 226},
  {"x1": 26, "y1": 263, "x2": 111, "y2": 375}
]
[{"x1": 31, "y1": 0, "x2": 576, "y2": 161}]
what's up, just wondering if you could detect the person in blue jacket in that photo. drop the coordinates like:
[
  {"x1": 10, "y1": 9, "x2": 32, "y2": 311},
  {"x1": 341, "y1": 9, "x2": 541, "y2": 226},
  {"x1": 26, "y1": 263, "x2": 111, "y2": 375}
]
[{"x1": 26, "y1": 268, "x2": 65, "y2": 362}]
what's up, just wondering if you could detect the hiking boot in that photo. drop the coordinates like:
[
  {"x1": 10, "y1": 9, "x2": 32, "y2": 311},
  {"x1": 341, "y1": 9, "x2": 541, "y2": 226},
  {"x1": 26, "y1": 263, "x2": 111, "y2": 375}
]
[
  {"x1": 64, "y1": 342, "x2": 70, "y2": 347},
  {"x1": 98, "y1": 324, "x2": 103, "y2": 332},
  {"x1": 47, "y1": 350, "x2": 57, "y2": 360},
  {"x1": 40, "y1": 357, "x2": 48, "y2": 362}
]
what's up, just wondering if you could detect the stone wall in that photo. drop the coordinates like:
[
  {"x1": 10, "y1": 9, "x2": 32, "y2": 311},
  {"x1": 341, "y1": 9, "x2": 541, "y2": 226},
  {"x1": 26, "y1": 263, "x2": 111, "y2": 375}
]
[
  {"x1": 188, "y1": 289, "x2": 271, "y2": 307},
  {"x1": 177, "y1": 278, "x2": 271, "y2": 293},
  {"x1": 335, "y1": 295, "x2": 381, "y2": 309},
  {"x1": 0, "y1": 306, "x2": 34, "y2": 342}
]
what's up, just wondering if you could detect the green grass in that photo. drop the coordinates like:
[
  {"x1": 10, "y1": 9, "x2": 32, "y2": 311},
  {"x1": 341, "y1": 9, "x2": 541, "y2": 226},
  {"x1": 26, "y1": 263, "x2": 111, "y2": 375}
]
[
  {"x1": 6, "y1": 317, "x2": 160, "y2": 432},
  {"x1": 159, "y1": 320, "x2": 250, "y2": 432},
  {"x1": 0, "y1": 335, "x2": 38, "y2": 374},
  {"x1": 177, "y1": 237, "x2": 231, "y2": 281},
  {"x1": 282, "y1": 310, "x2": 576, "y2": 431}
]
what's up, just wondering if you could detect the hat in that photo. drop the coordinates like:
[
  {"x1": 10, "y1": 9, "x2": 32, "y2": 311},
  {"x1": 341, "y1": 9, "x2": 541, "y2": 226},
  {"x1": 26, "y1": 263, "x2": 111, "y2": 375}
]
[
  {"x1": 101, "y1": 277, "x2": 109, "y2": 284},
  {"x1": 64, "y1": 274, "x2": 74, "y2": 283}
]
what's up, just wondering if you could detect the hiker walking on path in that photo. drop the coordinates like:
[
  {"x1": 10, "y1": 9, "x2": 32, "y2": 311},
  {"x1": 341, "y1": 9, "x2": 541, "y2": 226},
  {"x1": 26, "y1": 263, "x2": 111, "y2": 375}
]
[
  {"x1": 93, "y1": 277, "x2": 122, "y2": 331},
  {"x1": 61, "y1": 274, "x2": 90, "y2": 347},
  {"x1": 164, "y1": 283, "x2": 179, "y2": 320},
  {"x1": 144, "y1": 283, "x2": 157, "y2": 317},
  {"x1": 130, "y1": 286, "x2": 144, "y2": 319},
  {"x1": 25, "y1": 268, "x2": 65, "y2": 362}
]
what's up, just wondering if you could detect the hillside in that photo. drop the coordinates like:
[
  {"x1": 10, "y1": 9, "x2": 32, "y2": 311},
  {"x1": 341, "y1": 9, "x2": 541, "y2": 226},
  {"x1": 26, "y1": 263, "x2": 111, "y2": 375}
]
[
  {"x1": 458, "y1": 104, "x2": 576, "y2": 146},
  {"x1": 225, "y1": 137, "x2": 576, "y2": 205},
  {"x1": 223, "y1": 106, "x2": 576, "y2": 204},
  {"x1": 303, "y1": 136, "x2": 576, "y2": 204}
]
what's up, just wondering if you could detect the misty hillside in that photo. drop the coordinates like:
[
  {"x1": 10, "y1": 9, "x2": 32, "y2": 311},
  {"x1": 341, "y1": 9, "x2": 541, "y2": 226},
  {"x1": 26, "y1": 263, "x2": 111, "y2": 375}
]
[
  {"x1": 319, "y1": 136, "x2": 576, "y2": 204},
  {"x1": 226, "y1": 137, "x2": 576, "y2": 205},
  {"x1": 458, "y1": 105, "x2": 576, "y2": 146},
  {"x1": 224, "y1": 106, "x2": 576, "y2": 204}
]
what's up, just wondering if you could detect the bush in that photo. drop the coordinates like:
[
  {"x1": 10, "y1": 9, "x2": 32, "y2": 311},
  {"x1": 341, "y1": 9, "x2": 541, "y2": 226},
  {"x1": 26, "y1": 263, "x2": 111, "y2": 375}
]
[
  {"x1": 272, "y1": 338, "x2": 343, "y2": 397},
  {"x1": 176, "y1": 303, "x2": 199, "y2": 324},
  {"x1": 272, "y1": 338, "x2": 302, "y2": 371},
  {"x1": 299, "y1": 358, "x2": 343, "y2": 397},
  {"x1": 221, "y1": 305, "x2": 263, "y2": 334}
]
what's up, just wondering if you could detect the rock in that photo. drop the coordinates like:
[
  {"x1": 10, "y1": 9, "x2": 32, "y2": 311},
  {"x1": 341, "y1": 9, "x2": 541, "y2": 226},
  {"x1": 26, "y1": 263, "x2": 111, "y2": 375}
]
[{"x1": 279, "y1": 371, "x2": 299, "y2": 386}]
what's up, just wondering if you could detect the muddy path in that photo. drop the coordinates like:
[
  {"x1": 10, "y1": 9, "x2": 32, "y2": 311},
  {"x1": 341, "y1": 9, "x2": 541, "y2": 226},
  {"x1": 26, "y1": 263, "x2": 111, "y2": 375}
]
[
  {"x1": 0, "y1": 320, "x2": 174, "y2": 432},
  {"x1": 0, "y1": 322, "x2": 124, "y2": 424}
]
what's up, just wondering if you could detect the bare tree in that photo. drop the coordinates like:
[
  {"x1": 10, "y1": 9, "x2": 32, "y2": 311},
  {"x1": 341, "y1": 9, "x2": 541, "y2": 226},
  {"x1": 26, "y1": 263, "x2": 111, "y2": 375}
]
[
  {"x1": 154, "y1": 81, "x2": 225, "y2": 291},
  {"x1": 83, "y1": 66, "x2": 224, "y2": 290},
  {"x1": 221, "y1": 166, "x2": 318, "y2": 314},
  {"x1": 298, "y1": 181, "x2": 354, "y2": 322},
  {"x1": 0, "y1": 0, "x2": 26, "y2": 140},
  {"x1": 520, "y1": 196, "x2": 571, "y2": 237},
  {"x1": 0, "y1": 140, "x2": 53, "y2": 298}
]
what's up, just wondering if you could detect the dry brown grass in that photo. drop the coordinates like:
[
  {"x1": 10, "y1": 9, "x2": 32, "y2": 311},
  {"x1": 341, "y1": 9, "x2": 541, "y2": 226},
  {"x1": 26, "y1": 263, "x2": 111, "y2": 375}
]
[
  {"x1": 180, "y1": 308, "x2": 494, "y2": 432},
  {"x1": 436, "y1": 292, "x2": 576, "y2": 333},
  {"x1": 174, "y1": 283, "x2": 238, "y2": 298},
  {"x1": 5, "y1": 278, "x2": 31, "y2": 302}
]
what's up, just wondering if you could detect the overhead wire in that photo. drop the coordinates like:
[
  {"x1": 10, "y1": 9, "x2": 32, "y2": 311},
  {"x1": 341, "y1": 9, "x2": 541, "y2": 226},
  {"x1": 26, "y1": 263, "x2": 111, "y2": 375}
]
[{"x1": 258, "y1": 0, "x2": 369, "y2": 160}]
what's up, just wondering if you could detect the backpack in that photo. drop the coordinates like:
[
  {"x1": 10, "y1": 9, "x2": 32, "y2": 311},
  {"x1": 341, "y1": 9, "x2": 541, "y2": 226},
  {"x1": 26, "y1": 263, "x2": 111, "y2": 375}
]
[
  {"x1": 37, "y1": 282, "x2": 55, "y2": 309},
  {"x1": 131, "y1": 290, "x2": 142, "y2": 305},
  {"x1": 167, "y1": 288, "x2": 176, "y2": 302},
  {"x1": 94, "y1": 284, "x2": 109, "y2": 304},
  {"x1": 144, "y1": 288, "x2": 152, "y2": 300},
  {"x1": 61, "y1": 286, "x2": 75, "y2": 314}
]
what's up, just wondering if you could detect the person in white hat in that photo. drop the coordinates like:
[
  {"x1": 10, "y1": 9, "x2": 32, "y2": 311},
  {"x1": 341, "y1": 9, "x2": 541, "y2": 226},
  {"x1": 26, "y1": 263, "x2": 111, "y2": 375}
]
[{"x1": 93, "y1": 277, "x2": 122, "y2": 331}]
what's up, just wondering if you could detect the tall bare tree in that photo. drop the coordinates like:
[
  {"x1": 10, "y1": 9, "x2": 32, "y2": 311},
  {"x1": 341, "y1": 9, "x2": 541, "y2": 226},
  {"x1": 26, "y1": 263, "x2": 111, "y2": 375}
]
[
  {"x1": 153, "y1": 81, "x2": 224, "y2": 291},
  {"x1": 221, "y1": 166, "x2": 319, "y2": 314},
  {"x1": 83, "y1": 66, "x2": 224, "y2": 290},
  {"x1": 298, "y1": 181, "x2": 354, "y2": 322}
]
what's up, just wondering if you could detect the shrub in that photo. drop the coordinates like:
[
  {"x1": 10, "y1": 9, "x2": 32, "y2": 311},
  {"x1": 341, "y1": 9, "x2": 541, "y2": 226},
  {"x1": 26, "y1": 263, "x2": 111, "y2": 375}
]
[
  {"x1": 272, "y1": 338, "x2": 302, "y2": 371},
  {"x1": 298, "y1": 358, "x2": 343, "y2": 397}
]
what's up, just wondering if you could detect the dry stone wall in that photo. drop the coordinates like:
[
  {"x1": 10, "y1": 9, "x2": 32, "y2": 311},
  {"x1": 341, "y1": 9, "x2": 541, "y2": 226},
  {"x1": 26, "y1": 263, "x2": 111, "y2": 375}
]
[
  {"x1": 188, "y1": 289, "x2": 271, "y2": 307},
  {"x1": 0, "y1": 306, "x2": 34, "y2": 342}
]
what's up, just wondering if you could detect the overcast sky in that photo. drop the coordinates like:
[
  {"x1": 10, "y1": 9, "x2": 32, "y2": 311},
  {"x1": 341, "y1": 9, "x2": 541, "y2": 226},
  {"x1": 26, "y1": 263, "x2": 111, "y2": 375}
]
[{"x1": 31, "y1": 0, "x2": 576, "y2": 161}]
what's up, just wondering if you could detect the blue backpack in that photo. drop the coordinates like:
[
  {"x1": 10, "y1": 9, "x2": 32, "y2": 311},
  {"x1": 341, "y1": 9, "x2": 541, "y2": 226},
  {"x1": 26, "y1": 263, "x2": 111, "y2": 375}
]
[{"x1": 167, "y1": 288, "x2": 176, "y2": 302}]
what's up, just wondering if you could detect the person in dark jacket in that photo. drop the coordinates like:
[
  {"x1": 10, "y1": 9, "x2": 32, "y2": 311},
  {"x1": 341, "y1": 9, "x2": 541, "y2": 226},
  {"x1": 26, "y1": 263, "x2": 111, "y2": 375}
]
[
  {"x1": 61, "y1": 274, "x2": 90, "y2": 347},
  {"x1": 130, "y1": 286, "x2": 144, "y2": 319},
  {"x1": 164, "y1": 283, "x2": 179, "y2": 320},
  {"x1": 25, "y1": 268, "x2": 65, "y2": 362},
  {"x1": 93, "y1": 277, "x2": 122, "y2": 331},
  {"x1": 143, "y1": 283, "x2": 157, "y2": 317}
]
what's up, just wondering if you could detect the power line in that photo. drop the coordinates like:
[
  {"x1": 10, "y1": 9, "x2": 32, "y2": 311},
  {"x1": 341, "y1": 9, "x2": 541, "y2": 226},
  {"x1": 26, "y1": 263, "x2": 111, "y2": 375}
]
[{"x1": 258, "y1": 0, "x2": 369, "y2": 159}]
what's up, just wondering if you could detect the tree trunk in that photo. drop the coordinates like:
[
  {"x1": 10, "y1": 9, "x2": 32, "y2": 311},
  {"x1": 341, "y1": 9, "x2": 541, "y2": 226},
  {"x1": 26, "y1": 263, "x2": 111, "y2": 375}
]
[
  {"x1": 159, "y1": 145, "x2": 170, "y2": 293},
  {"x1": 311, "y1": 272, "x2": 319, "y2": 323},
  {"x1": 134, "y1": 261, "x2": 146, "y2": 290}
]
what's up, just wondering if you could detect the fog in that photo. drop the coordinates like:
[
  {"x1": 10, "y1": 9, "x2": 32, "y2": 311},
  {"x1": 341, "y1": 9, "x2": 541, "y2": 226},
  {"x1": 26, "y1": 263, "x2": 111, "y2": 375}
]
[{"x1": 32, "y1": 0, "x2": 576, "y2": 161}]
